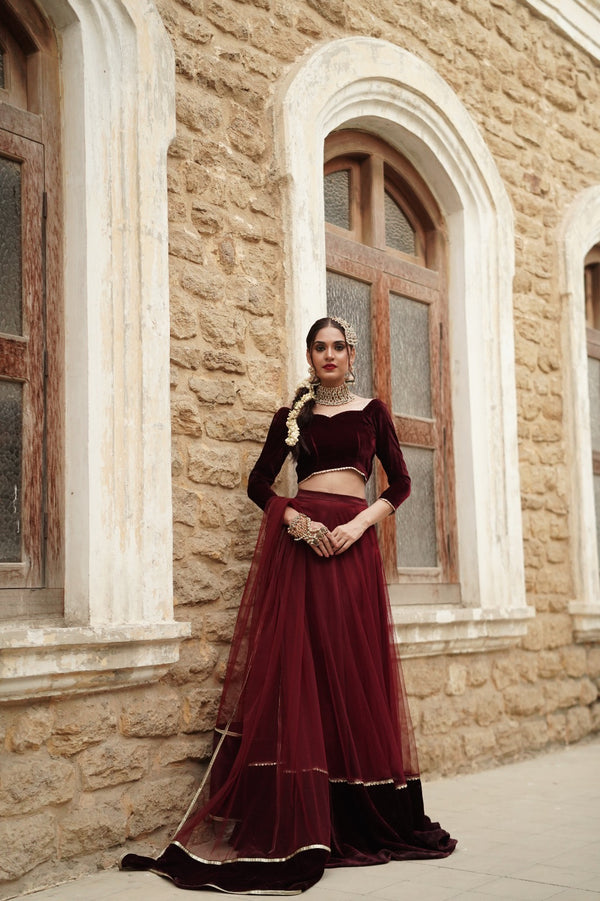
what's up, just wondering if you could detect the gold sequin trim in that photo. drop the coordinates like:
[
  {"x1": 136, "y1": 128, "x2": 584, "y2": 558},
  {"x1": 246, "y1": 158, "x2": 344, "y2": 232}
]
[
  {"x1": 146, "y1": 869, "x2": 303, "y2": 895},
  {"x1": 207, "y1": 885, "x2": 303, "y2": 896},
  {"x1": 379, "y1": 497, "x2": 396, "y2": 512},
  {"x1": 329, "y1": 777, "x2": 409, "y2": 789},
  {"x1": 244, "y1": 764, "x2": 415, "y2": 788},
  {"x1": 247, "y1": 763, "x2": 329, "y2": 776},
  {"x1": 171, "y1": 840, "x2": 330, "y2": 867}
]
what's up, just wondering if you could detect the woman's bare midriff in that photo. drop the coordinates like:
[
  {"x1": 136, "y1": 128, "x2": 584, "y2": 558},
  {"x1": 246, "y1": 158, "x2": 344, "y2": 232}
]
[{"x1": 298, "y1": 468, "x2": 366, "y2": 499}]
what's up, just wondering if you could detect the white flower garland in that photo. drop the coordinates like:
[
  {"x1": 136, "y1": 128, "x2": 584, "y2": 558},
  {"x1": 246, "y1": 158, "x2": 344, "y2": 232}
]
[{"x1": 285, "y1": 379, "x2": 316, "y2": 447}]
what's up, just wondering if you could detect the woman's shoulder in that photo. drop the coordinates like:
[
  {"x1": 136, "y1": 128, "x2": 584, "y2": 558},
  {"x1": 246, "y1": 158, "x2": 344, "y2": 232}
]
[
  {"x1": 270, "y1": 406, "x2": 291, "y2": 427},
  {"x1": 357, "y1": 396, "x2": 388, "y2": 415},
  {"x1": 359, "y1": 397, "x2": 395, "y2": 430}
]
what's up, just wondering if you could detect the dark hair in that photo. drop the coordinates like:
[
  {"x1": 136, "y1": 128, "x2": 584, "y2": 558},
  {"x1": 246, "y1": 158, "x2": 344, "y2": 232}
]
[{"x1": 289, "y1": 317, "x2": 350, "y2": 460}]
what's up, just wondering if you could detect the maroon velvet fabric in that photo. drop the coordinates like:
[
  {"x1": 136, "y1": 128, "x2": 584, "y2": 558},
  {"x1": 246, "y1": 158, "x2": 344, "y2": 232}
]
[
  {"x1": 121, "y1": 491, "x2": 456, "y2": 894},
  {"x1": 247, "y1": 399, "x2": 411, "y2": 511}
]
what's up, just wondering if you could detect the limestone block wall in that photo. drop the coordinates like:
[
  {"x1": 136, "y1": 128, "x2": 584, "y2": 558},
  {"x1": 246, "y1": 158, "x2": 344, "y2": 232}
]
[
  {"x1": 1, "y1": 0, "x2": 600, "y2": 897},
  {"x1": 0, "y1": 690, "x2": 204, "y2": 896}
]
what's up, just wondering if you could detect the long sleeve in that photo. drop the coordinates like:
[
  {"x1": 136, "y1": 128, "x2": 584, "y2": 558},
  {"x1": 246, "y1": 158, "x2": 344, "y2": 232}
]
[
  {"x1": 247, "y1": 407, "x2": 291, "y2": 510},
  {"x1": 372, "y1": 400, "x2": 411, "y2": 510}
]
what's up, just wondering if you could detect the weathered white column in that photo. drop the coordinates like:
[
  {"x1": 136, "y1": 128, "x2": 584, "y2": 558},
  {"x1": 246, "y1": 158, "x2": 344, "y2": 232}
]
[{"x1": 0, "y1": 0, "x2": 189, "y2": 701}]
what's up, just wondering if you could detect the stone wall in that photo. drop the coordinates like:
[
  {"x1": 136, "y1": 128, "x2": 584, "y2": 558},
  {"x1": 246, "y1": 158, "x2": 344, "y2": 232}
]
[
  {"x1": 1, "y1": 0, "x2": 600, "y2": 896},
  {"x1": 0, "y1": 690, "x2": 203, "y2": 895}
]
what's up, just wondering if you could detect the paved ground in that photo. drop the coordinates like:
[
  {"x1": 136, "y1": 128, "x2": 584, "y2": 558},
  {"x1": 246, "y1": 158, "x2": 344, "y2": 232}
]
[{"x1": 21, "y1": 738, "x2": 600, "y2": 901}]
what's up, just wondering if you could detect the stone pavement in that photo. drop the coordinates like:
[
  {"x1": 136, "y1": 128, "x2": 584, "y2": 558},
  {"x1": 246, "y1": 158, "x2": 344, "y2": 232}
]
[{"x1": 20, "y1": 738, "x2": 600, "y2": 901}]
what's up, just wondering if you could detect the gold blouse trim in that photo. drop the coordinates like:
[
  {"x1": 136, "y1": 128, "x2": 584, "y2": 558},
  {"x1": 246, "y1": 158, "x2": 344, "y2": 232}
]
[{"x1": 301, "y1": 466, "x2": 367, "y2": 482}]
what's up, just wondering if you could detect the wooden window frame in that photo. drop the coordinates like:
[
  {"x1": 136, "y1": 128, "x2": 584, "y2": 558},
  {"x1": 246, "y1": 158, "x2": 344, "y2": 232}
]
[
  {"x1": 0, "y1": 127, "x2": 44, "y2": 588},
  {"x1": 0, "y1": 0, "x2": 63, "y2": 619},
  {"x1": 585, "y1": 245, "x2": 600, "y2": 482},
  {"x1": 324, "y1": 131, "x2": 458, "y2": 588}
]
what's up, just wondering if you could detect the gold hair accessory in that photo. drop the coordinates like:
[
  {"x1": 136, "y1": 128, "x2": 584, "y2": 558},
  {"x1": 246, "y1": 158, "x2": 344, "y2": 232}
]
[{"x1": 330, "y1": 317, "x2": 358, "y2": 347}]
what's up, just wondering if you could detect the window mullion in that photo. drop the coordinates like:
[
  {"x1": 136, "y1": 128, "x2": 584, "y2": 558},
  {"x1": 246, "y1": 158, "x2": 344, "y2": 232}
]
[{"x1": 360, "y1": 154, "x2": 385, "y2": 249}]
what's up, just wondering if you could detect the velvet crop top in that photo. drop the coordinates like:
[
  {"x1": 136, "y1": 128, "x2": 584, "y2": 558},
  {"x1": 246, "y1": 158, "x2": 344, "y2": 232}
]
[{"x1": 247, "y1": 398, "x2": 411, "y2": 512}]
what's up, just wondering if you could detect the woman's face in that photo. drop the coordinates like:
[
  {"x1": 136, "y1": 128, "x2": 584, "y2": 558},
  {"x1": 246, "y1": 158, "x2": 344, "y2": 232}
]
[{"x1": 307, "y1": 326, "x2": 355, "y2": 387}]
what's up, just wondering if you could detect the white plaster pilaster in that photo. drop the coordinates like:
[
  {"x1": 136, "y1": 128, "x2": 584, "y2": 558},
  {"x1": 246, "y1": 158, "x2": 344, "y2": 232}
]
[
  {"x1": 558, "y1": 186, "x2": 600, "y2": 642},
  {"x1": 523, "y1": 0, "x2": 600, "y2": 62}
]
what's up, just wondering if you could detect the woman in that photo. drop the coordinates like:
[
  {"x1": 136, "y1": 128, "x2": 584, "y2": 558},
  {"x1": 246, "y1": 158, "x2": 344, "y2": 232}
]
[{"x1": 121, "y1": 317, "x2": 456, "y2": 893}]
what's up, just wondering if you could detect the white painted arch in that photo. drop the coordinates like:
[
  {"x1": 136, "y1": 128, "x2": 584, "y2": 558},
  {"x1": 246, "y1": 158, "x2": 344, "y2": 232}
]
[
  {"x1": 0, "y1": 0, "x2": 189, "y2": 700},
  {"x1": 558, "y1": 186, "x2": 600, "y2": 641},
  {"x1": 275, "y1": 37, "x2": 533, "y2": 655}
]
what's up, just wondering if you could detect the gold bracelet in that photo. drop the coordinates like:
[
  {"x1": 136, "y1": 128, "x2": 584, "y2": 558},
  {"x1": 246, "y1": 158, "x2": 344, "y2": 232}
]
[
  {"x1": 287, "y1": 512, "x2": 311, "y2": 540},
  {"x1": 287, "y1": 513, "x2": 328, "y2": 546}
]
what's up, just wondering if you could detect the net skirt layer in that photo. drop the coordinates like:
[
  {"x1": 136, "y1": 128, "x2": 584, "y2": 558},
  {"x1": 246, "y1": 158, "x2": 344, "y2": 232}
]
[{"x1": 121, "y1": 490, "x2": 456, "y2": 893}]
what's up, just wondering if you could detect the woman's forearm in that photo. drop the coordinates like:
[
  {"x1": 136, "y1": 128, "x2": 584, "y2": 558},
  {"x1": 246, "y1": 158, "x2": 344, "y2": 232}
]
[
  {"x1": 282, "y1": 505, "x2": 299, "y2": 527},
  {"x1": 351, "y1": 498, "x2": 395, "y2": 531}
]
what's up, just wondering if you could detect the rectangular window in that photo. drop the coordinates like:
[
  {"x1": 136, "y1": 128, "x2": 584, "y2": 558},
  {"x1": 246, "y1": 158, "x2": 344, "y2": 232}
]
[
  {"x1": 0, "y1": 127, "x2": 46, "y2": 604},
  {"x1": 324, "y1": 132, "x2": 458, "y2": 593}
]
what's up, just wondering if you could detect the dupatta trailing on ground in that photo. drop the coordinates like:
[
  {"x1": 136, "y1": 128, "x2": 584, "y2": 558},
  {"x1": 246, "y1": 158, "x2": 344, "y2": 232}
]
[{"x1": 121, "y1": 491, "x2": 456, "y2": 893}]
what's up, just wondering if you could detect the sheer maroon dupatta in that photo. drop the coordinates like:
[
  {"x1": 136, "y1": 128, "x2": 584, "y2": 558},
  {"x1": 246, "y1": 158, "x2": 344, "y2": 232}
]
[{"x1": 121, "y1": 492, "x2": 456, "y2": 893}]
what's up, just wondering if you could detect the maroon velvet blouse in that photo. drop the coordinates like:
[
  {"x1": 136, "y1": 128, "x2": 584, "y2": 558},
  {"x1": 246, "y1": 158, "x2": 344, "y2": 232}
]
[{"x1": 247, "y1": 398, "x2": 411, "y2": 511}]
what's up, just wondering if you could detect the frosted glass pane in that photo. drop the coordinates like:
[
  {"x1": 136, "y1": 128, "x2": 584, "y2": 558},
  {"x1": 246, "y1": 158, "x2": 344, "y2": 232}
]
[
  {"x1": 595, "y1": 474, "x2": 600, "y2": 559},
  {"x1": 385, "y1": 191, "x2": 415, "y2": 255},
  {"x1": 327, "y1": 271, "x2": 373, "y2": 398},
  {"x1": 0, "y1": 156, "x2": 23, "y2": 336},
  {"x1": 389, "y1": 293, "x2": 432, "y2": 418},
  {"x1": 588, "y1": 356, "x2": 600, "y2": 453},
  {"x1": 395, "y1": 446, "x2": 437, "y2": 568},
  {"x1": 324, "y1": 170, "x2": 350, "y2": 230},
  {"x1": 0, "y1": 380, "x2": 23, "y2": 562}
]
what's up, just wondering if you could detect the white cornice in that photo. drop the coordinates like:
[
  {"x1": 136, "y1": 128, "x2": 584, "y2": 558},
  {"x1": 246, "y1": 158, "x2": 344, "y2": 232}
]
[{"x1": 524, "y1": 0, "x2": 600, "y2": 61}]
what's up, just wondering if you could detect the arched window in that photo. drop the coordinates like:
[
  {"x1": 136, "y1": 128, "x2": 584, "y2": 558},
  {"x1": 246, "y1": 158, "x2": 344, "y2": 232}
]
[
  {"x1": 324, "y1": 132, "x2": 457, "y2": 594},
  {"x1": 277, "y1": 37, "x2": 532, "y2": 654},
  {"x1": 585, "y1": 243, "x2": 600, "y2": 556},
  {"x1": 0, "y1": 0, "x2": 62, "y2": 618}
]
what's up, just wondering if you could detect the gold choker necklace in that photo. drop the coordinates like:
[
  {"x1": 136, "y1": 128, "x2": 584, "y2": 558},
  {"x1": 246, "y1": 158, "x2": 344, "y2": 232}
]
[{"x1": 315, "y1": 383, "x2": 353, "y2": 406}]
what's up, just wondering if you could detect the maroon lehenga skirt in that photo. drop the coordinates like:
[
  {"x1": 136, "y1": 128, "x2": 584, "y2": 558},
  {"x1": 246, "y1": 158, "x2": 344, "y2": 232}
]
[{"x1": 121, "y1": 490, "x2": 456, "y2": 893}]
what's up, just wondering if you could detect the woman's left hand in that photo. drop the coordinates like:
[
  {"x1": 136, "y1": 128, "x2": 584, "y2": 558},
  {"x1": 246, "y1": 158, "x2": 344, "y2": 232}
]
[{"x1": 329, "y1": 518, "x2": 367, "y2": 555}]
